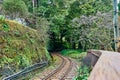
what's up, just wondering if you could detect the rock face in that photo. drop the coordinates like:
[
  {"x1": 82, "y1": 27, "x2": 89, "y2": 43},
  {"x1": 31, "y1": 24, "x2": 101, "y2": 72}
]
[{"x1": 88, "y1": 51, "x2": 120, "y2": 80}]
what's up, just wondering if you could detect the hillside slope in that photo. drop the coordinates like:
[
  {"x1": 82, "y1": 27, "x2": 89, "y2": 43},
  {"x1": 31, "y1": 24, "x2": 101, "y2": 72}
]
[{"x1": 0, "y1": 19, "x2": 51, "y2": 78}]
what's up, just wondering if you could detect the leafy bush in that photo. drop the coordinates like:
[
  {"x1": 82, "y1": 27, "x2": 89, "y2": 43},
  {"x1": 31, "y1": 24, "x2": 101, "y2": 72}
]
[
  {"x1": 2, "y1": 0, "x2": 28, "y2": 18},
  {"x1": 0, "y1": 15, "x2": 9, "y2": 32},
  {"x1": 0, "y1": 15, "x2": 5, "y2": 22},
  {"x1": 2, "y1": 23, "x2": 9, "y2": 32},
  {"x1": 74, "y1": 66, "x2": 91, "y2": 80}
]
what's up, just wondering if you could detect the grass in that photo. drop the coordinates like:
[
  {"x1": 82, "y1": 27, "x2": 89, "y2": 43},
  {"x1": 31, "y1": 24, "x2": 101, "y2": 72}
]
[
  {"x1": 61, "y1": 49, "x2": 83, "y2": 55},
  {"x1": 61, "y1": 49, "x2": 91, "y2": 80},
  {"x1": 0, "y1": 19, "x2": 51, "y2": 79},
  {"x1": 60, "y1": 49, "x2": 86, "y2": 60},
  {"x1": 74, "y1": 66, "x2": 91, "y2": 80}
]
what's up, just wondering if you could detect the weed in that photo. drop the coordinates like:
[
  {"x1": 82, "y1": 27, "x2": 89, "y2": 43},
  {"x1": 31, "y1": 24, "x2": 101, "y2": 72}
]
[
  {"x1": 0, "y1": 15, "x2": 5, "y2": 22},
  {"x1": 74, "y1": 66, "x2": 91, "y2": 80}
]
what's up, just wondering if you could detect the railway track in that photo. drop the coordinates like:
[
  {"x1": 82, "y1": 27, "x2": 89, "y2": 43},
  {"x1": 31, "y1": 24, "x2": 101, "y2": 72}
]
[
  {"x1": 3, "y1": 53, "x2": 74, "y2": 80},
  {"x1": 41, "y1": 53, "x2": 73, "y2": 80}
]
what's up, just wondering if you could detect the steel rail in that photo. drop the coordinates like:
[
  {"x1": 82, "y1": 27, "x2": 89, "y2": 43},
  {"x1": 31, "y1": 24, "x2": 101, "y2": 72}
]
[
  {"x1": 60, "y1": 58, "x2": 73, "y2": 80},
  {"x1": 42, "y1": 54, "x2": 72, "y2": 80}
]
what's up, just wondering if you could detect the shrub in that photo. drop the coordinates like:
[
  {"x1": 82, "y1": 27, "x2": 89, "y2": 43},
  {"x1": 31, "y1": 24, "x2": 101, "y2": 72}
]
[
  {"x1": 0, "y1": 15, "x2": 5, "y2": 22},
  {"x1": 2, "y1": 0, "x2": 28, "y2": 19},
  {"x1": 74, "y1": 66, "x2": 91, "y2": 80}
]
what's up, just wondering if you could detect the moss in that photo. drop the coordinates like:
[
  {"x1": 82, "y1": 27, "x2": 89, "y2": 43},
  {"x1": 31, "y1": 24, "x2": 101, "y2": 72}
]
[
  {"x1": 44, "y1": 47, "x2": 52, "y2": 61},
  {"x1": 0, "y1": 19, "x2": 51, "y2": 77}
]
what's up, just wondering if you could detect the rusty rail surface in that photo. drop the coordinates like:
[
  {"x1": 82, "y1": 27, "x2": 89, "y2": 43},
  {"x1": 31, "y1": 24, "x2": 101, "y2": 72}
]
[
  {"x1": 61, "y1": 58, "x2": 73, "y2": 80},
  {"x1": 42, "y1": 54, "x2": 72, "y2": 80}
]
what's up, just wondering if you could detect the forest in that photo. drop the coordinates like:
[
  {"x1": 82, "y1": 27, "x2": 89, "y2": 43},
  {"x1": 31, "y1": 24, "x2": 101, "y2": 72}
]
[
  {"x1": 1, "y1": 0, "x2": 114, "y2": 50},
  {"x1": 0, "y1": 0, "x2": 120, "y2": 80}
]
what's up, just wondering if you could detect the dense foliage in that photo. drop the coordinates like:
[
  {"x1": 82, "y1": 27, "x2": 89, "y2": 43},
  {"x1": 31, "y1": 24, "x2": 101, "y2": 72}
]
[
  {"x1": 63, "y1": 0, "x2": 113, "y2": 50},
  {"x1": 0, "y1": 19, "x2": 51, "y2": 79},
  {"x1": 4, "y1": 0, "x2": 112, "y2": 51},
  {"x1": 2, "y1": 0, "x2": 28, "y2": 19},
  {"x1": 74, "y1": 66, "x2": 91, "y2": 80},
  {"x1": 0, "y1": 0, "x2": 116, "y2": 79},
  {"x1": 1, "y1": 0, "x2": 114, "y2": 50}
]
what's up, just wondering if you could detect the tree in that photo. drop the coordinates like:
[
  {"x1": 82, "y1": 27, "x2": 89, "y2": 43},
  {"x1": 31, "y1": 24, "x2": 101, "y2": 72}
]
[
  {"x1": 2, "y1": 0, "x2": 28, "y2": 19},
  {"x1": 71, "y1": 11, "x2": 113, "y2": 50},
  {"x1": 36, "y1": 17, "x2": 49, "y2": 46},
  {"x1": 60, "y1": 0, "x2": 113, "y2": 50}
]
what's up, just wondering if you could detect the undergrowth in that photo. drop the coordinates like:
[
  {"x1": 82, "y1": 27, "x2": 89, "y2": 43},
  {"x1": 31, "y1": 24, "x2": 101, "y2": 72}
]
[
  {"x1": 0, "y1": 19, "x2": 51, "y2": 78},
  {"x1": 61, "y1": 49, "x2": 90, "y2": 80},
  {"x1": 61, "y1": 49, "x2": 83, "y2": 55},
  {"x1": 60, "y1": 49, "x2": 86, "y2": 59},
  {"x1": 74, "y1": 66, "x2": 91, "y2": 80}
]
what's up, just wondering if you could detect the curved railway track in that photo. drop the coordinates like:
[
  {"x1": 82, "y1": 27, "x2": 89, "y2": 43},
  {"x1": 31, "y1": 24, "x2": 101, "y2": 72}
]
[
  {"x1": 3, "y1": 53, "x2": 75, "y2": 80},
  {"x1": 42, "y1": 53, "x2": 73, "y2": 80}
]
